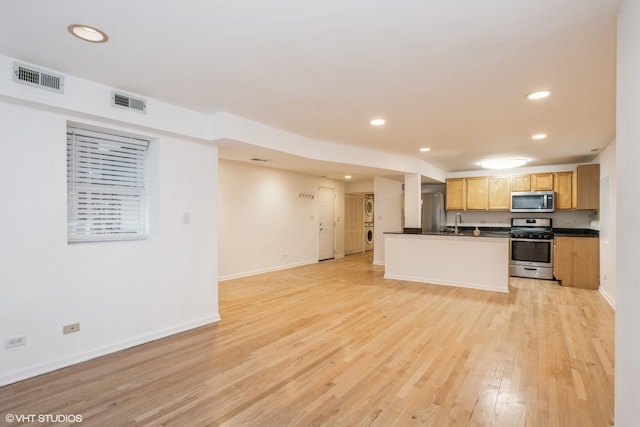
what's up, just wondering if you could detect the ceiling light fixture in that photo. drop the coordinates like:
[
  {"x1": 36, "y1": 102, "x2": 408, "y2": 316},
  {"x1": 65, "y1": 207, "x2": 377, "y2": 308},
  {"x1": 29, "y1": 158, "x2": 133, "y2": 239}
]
[
  {"x1": 478, "y1": 158, "x2": 529, "y2": 170},
  {"x1": 344, "y1": 175, "x2": 352, "y2": 179},
  {"x1": 526, "y1": 90, "x2": 551, "y2": 100},
  {"x1": 531, "y1": 133, "x2": 547, "y2": 140},
  {"x1": 370, "y1": 118, "x2": 386, "y2": 126},
  {"x1": 67, "y1": 24, "x2": 109, "y2": 43},
  {"x1": 419, "y1": 147, "x2": 431, "y2": 152}
]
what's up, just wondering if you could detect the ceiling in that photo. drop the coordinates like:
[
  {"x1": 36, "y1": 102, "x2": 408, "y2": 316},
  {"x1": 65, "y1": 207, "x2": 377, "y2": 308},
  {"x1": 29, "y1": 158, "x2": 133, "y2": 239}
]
[{"x1": 0, "y1": 0, "x2": 620, "y2": 181}]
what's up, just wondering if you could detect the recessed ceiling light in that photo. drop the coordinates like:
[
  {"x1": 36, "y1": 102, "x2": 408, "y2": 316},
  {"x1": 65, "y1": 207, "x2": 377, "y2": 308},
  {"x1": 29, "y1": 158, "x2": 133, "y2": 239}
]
[
  {"x1": 478, "y1": 158, "x2": 529, "y2": 170},
  {"x1": 419, "y1": 147, "x2": 431, "y2": 152},
  {"x1": 370, "y1": 119, "x2": 386, "y2": 126},
  {"x1": 526, "y1": 90, "x2": 551, "y2": 100},
  {"x1": 531, "y1": 133, "x2": 547, "y2": 140},
  {"x1": 344, "y1": 175, "x2": 352, "y2": 179},
  {"x1": 68, "y1": 24, "x2": 109, "y2": 43}
]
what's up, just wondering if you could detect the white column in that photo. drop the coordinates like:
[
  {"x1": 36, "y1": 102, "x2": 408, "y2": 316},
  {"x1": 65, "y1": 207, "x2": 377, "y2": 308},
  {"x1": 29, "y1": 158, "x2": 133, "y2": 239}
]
[
  {"x1": 616, "y1": 1, "x2": 640, "y2": 424},
  {"x1": 404, "y1": 174, "x2": 421, "y2": 229}
]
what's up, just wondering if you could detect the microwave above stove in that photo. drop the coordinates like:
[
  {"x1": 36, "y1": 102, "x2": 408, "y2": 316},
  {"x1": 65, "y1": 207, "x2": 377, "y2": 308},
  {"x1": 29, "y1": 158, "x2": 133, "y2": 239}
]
[{"x1": 510, "y1": 191, "x2": 555, "y2": 213}]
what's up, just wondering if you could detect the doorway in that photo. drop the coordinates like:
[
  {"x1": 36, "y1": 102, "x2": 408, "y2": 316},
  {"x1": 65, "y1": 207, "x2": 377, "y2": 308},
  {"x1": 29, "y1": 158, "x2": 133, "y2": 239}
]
[{"x1": 318, "y1": 187, "x2": 335, "y2": 261}]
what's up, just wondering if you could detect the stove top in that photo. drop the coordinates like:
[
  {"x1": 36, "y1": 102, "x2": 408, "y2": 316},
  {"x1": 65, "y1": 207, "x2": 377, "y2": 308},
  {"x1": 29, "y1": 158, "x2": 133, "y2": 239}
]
[
  {"x1": 509, "y1": 231, "x2": 554, "y2": 239},
  {"x1": 510, "y1": 218, "x2": 553, "y2": 239}
]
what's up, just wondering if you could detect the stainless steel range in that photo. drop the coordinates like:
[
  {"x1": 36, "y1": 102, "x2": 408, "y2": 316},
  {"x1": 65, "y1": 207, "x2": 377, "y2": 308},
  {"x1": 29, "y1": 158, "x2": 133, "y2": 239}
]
[{"x1": 509, "y1": 218, "x2": 554, "y2": 280}]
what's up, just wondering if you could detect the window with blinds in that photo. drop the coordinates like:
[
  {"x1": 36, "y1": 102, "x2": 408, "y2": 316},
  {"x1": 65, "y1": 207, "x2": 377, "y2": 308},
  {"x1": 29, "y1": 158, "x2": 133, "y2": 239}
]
[{"x1": 67, "y1": 126, "x2": 150, "y2": 242}]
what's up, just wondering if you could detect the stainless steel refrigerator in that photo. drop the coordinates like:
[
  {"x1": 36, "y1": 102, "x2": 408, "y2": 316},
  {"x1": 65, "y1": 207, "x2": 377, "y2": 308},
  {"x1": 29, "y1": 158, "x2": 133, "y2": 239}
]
[{"x1": 421, "y1": 192, "x2": 446, "y2": 232}]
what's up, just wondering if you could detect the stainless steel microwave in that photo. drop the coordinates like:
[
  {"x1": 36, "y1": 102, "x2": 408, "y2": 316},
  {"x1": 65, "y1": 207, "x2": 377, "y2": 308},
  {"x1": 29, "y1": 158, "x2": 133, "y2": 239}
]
[{"x1": 510, "y1": 191, "x2": 555, "y2": 213}]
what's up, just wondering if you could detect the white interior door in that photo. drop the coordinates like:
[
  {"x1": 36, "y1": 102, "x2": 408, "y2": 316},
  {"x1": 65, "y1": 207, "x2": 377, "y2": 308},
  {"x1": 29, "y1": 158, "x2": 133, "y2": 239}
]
[{"x1": 319, "y1": 187, "x2": 335, "y2": 261}]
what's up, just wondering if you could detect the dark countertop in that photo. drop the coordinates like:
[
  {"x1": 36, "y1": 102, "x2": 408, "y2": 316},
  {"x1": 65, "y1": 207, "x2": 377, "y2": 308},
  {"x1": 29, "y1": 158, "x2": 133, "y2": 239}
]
[
  {"x1": 553, "y1": 228, "x2": 599, "y2": 237},
  {"x1": 389, "y1": 227, "x2": 599, "y2": 238},
  {"x1": 389, "y1": 226, "x2": 511, "y2": 238}
]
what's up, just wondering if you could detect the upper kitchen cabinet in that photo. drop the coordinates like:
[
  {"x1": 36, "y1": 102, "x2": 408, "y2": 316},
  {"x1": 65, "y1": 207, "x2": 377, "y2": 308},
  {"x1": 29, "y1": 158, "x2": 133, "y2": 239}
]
[
  {"x1": 446, "y1": 178, "x2": 465, "y2": 210},
  {"x1": 531, "y1": 173, "x2": 554, "y2": 191},
  {"x1": 554, "y1": 171, "x2": 573, "y2": 210},
  {"x1": 572, "y1": 164, "x2": 600, "y2": 210},
  {"x1": 511, "y1": 175, "x2": 531, "y2": 192},
  {"x1": 488, "y1": 176, "x2": 510, "y2": 210},
  {"x1": 466, "y1": 176, "x2": 488, "y2": 210},
  {"x1": 446, "y1": 176, "x2": 508, "y2": 211},
  {"x1": 511, "y1": 173, "x2": 554, "y2": 192}
]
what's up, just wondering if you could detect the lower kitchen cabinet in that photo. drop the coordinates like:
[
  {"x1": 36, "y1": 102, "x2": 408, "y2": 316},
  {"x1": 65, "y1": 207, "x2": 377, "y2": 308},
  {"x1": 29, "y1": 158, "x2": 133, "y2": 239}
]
[{"x1": 554, "y1": 236, "x2": 599, "y2": 289}]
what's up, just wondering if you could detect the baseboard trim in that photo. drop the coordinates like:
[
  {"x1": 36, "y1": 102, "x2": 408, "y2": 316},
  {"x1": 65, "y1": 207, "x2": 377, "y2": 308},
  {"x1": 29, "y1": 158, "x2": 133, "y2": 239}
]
[
  {"x1": 0, "y1": 314, "x2": 221, "y2": 387},
  {"x1": 599, "y1": 287, "x2": 616, "y2": 310},
  {"x1": 219, "y1": 259, "x2": 318, "y2": 281}
]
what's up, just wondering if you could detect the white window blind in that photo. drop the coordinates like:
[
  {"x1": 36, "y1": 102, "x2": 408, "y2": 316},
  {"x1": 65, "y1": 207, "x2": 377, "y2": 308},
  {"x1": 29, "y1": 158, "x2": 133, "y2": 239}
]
[{"x1": 67, "y1": 126, "x2": 150, "y2": 242}]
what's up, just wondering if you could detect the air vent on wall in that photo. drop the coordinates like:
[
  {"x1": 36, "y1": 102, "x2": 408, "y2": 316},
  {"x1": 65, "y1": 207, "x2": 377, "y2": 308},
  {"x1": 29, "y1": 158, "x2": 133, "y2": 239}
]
[
  {"x1": 111, "y1": 90, "x2": 147, "y2": 114},
  {"x1": 13, "y1": 62, "x2": 64, "y2": 93}
]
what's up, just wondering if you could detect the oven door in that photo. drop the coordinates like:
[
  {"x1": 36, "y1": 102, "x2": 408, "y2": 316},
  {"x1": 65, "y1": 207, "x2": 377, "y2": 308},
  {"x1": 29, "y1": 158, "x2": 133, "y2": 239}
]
[{"x1": 510, "y1": 238, "x2": 554, "y2": 268}]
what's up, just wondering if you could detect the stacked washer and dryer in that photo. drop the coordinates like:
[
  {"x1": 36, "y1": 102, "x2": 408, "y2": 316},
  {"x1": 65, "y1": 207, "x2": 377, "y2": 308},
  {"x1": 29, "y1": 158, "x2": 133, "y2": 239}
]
[{"x1": 364, "y1": 194, "x2": 374, "y2": 251}]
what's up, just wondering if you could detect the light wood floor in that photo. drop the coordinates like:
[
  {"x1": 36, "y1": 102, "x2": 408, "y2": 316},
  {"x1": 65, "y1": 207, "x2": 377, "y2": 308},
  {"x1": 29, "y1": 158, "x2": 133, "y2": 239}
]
[{"x1": 0, "y1": 252, "x2": 614, "y2": 426}]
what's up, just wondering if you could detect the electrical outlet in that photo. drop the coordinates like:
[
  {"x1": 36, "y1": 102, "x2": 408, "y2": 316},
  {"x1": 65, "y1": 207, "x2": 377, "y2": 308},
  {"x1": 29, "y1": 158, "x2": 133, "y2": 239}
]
[
  {"x1": 5, "y1": 336, "x2": 26, "y2": 349},
  {"x1": 183, "y1": 212, "x2": 191, "y2": 224},
  {"x1": 63, "y1": 323, "x2": 80, "y2": 335}
]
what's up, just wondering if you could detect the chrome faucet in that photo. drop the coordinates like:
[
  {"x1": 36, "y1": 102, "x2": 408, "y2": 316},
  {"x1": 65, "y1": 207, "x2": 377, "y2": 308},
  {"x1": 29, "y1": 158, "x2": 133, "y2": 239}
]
[{"x1": 455, "y1": 212, "x2": 463, "y2": 235}]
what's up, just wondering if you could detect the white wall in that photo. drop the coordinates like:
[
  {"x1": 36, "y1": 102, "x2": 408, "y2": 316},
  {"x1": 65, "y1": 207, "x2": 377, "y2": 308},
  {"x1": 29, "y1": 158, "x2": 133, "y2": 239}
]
[
  {"x1": 403, "y1": 174, "x2": 422, "y2": 228},
  {"x1": 345, "y1": 180, "x2": 374, "y2": 194},
  {"x1": 0, "y1": 102, "x2": 219, "y2": 386},
  {"x1": 616, "y1": 1, "x2": 640, "y2": 424},
  {"x1": 373, "y1": 177, "x2": 403, "y2": 265},
  {"x1": 218, "y1": 160, "x2": 345, "y2": 280},
  {"x1": 596, "y1": 140, "x2": 616, "y2": 308}
]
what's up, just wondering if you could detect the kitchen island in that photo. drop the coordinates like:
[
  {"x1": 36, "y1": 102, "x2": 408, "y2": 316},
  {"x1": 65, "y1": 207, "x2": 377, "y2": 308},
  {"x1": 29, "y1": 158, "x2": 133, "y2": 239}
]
[{"x1": 384, "y1": 232, "x2": 510, "y2": 293}]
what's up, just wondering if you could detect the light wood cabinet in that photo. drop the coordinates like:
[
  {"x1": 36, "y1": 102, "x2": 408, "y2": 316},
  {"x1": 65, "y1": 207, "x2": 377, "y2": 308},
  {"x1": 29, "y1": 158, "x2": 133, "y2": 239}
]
[
  {"x1": 466, "y1": 176, "x2": 488, "y2": 210},
  {"x1": 554, "y1": 171, "x2": 573, "y2": 210},
  {"x1": 445, "y1": 164, "x2": 598, "y2": 211},
  {"x1": 511, "y1": 175, "x2": 531, "y2": 192},
  {"x1": 488, "y1": 176, "x2": 510, "y2": 210},
  {"x1": 554, "y1": 236, "x2": 599, "y2": 289},
  {"x1": 531, "y1": 173, "x2": 554, "y2": 191},
  {"x1": 446, "y1": 178, "x2": 465, "y2": 210},
  {"x1": 572, "y1": 164, "x2": 600, "y2": 210}
]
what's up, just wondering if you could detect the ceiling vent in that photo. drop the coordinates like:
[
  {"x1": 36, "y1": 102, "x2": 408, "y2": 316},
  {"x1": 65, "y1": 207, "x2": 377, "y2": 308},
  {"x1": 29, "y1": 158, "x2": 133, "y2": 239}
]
[
  {"x1": 13, "y1": 62, "x2": 64, "y2": 93},
  {"x1": 111, "y1": 91, "x2": 147, "y2": 114}
]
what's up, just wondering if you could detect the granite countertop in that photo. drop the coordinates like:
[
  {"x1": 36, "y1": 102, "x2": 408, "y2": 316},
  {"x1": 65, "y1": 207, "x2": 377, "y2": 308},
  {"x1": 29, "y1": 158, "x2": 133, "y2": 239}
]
[
  {"x1": 389, "y1": 227, "x2": 599, "y2": 238},
  {"x1": 389, "y1": 227, "x2": 511, "y2": 238},
  {"x1": 552, "y1": 228, "x2": 600, "y2": 237}
]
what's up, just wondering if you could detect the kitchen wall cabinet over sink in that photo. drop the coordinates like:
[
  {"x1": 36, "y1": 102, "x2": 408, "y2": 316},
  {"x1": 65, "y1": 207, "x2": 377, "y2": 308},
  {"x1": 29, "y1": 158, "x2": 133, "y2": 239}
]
[
  {"x1": 445, "y1": 177, "x2": 509, "y2": 211},
  {"x1": 465, "y1": 177, "x2": 488, "y2": 210},
  {"x1": 445, "y1": 178, "x2": 465, "y2": 210}
]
